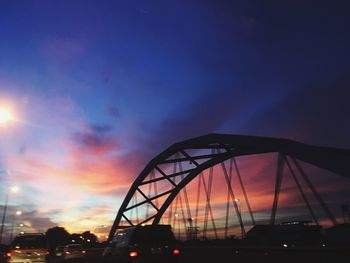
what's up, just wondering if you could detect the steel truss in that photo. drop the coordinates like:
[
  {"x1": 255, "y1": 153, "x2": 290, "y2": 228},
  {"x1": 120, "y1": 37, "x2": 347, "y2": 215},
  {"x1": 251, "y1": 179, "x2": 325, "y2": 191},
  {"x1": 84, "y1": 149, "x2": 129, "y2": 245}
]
[{"x1": 108, "y1": 134, "x2": 350, "y2": 241}]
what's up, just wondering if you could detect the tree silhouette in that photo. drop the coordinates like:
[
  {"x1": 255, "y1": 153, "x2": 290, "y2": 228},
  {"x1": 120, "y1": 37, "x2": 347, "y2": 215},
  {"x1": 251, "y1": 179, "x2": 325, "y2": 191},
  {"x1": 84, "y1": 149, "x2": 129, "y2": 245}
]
[
  {"x1": 81, "y1": 231, "x2": 97, "y2": 247},
  {"x1": 46, "y1": 226, "x2": 70, "y2": 253},
  {"x1": 70, "y1": 233, "x2": 83, "y2": 245}
]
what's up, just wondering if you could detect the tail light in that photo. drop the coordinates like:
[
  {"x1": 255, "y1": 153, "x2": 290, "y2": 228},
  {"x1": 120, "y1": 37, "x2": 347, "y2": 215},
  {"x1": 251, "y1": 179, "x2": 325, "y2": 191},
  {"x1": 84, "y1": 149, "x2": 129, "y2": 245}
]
[
  {"x1": 82, "y1": 250, "x2": 86, "y2": 254},
  {"x1": 129, "y1": 251, "x2": 138, "y2": 257},
  {"x1": 172, "y1": 249, "x2": 180, "y2": 255},
  {"x1": 6, "y1": 252, "x2": 12, "y2": 258}
]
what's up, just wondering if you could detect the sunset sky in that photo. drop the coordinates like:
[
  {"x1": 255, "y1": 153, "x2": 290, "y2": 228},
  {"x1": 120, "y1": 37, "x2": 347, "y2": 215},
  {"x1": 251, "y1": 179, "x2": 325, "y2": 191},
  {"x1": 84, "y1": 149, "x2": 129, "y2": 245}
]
[{"x1": 0, "y1": 1, "x2": 350, "y2": 242}]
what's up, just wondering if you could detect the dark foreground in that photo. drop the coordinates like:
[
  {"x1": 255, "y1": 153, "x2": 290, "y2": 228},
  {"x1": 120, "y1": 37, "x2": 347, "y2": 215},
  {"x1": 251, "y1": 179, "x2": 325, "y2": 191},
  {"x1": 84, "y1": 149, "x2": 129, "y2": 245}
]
[{"x1": 73, "y1": 246, "x2": 350, "y2": 263}]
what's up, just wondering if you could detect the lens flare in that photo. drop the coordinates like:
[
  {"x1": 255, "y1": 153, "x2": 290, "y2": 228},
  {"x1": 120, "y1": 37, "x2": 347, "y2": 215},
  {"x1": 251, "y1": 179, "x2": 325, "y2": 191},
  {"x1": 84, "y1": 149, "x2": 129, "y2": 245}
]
[{"x1": 0, "y1": 107, "x2": 14, "y2": 124}]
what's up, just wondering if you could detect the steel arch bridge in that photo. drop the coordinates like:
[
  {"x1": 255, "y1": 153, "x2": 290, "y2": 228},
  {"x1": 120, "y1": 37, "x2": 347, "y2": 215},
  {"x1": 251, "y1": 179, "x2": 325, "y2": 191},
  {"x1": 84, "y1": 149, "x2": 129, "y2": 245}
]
[{"x1": 108, "y1": 134, "x2": 350, "y2": 241}]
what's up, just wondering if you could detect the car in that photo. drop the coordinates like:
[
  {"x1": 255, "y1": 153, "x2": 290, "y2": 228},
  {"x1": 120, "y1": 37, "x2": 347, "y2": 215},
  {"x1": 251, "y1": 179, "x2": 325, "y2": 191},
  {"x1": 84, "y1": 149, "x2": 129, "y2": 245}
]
[
  {"x1": 8, "y1": 233, "x2": 49, "y2": 263},
  {"x1": 60, "y1": 244, "x2": 86, "y2": 262},
  {"x1": 54, "y1": 246, "x2": 65, "y2": 258},
  {"x1": 102, "y1": 224, "x2": 180, "y2": 263}
]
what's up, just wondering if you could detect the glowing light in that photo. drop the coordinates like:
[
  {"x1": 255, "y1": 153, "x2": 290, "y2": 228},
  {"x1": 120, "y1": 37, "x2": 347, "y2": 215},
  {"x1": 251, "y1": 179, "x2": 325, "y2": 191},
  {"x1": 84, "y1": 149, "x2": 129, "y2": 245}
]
[
  {"x1": 10, "y1": 186, "x2": 20, "y2": 193},
  {"x1": 16, "y1": 210, "x2": 22, "y2": 215},
  {"x1": 173, "y1": 249, "x2": 180, "y2": 255},
  {"x1": 283, "y1": 244, "x2": 288, "y2": 248},
  {"x1": 23, "y1": 221, "x2": 32, "y2": 227},
  {"x1": 0, "y1": 107, "x2": 14, "y2": 124},
  {"x1": 129, "y1": 251, "x2": 138, "y2": 257}
]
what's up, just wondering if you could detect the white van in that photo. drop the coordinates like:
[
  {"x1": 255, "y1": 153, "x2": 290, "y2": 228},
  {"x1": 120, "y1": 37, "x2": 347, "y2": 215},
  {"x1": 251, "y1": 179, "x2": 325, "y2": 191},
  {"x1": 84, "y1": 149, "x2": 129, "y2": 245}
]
[{"x1": 8, "y1": 233, "x2": 49, "y2": 263}]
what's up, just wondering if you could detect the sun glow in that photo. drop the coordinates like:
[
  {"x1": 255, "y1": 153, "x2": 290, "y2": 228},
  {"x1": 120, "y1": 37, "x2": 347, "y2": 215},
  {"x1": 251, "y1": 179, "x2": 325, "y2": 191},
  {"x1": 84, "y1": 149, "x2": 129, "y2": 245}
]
[{"x1": 0, "y1": 106, "x2": 14, "y2": 124}]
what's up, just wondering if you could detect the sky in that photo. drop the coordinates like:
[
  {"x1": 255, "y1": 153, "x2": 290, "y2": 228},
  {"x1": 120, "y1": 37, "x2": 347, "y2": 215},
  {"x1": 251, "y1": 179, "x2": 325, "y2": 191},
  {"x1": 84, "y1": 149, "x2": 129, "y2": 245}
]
[{"x1": 0, "y1": 0, "x2": 350, "y2": 241}]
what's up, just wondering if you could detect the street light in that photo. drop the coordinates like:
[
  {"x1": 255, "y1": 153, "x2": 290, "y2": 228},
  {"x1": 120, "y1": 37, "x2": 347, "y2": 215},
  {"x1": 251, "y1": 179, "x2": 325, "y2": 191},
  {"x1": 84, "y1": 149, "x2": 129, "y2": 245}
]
[
  {"x1": 234, "y1": 198, "x2": 241, "y2": 214},
  {"x1": 0, "y1": 105, "x2": 18, "y2": 243},
  {"x1": 174, "y1": 214, "x2": 180, "y2": 239},
  {"x1": 9, "y1": 210, "x2": 22, "y2": 241},
  {"x1": 10, "y1": 186, "x2": 19, "y2": 194},
  {"x1": 234, "y1": 198, "x2": 243, "y2": 239},
  {"x1": 0, "y1": 186, "x2": 20, "y2": 243}
]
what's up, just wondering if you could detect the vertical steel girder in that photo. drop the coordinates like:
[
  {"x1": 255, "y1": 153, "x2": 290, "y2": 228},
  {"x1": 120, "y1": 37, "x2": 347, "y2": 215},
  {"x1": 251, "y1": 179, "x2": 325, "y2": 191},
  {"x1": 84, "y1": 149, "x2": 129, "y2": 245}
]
[
  {"x1": 284, "y1": 155, "x2": 319, "y2": 225},
  {"x1": 108, "y1": 134, "x2": 350, "y2": 241},
  {"x1": 270, "y1": 153, "x2": 285, "y2": 225}
]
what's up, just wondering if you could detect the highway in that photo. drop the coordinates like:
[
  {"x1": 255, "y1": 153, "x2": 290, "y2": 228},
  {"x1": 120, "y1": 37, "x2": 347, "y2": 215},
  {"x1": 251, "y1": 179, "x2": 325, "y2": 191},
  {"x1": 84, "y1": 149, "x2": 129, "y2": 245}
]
[{"x1": 81, "y1": 246, "x2": 350, "y2": 263}]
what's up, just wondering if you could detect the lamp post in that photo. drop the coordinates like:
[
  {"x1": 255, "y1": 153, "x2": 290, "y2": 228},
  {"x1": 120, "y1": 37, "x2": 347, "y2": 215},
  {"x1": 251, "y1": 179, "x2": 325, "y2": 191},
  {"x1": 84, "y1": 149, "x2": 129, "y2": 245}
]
[
  {"x1": 174, "y1": 213, "x2": 180, "y2": 239},
  {"x1": 234, "y1": 198, "x2": 241, "y2": 214},
  {"x1": 9, "y1": 210, "x2": 22, "y2": 241},
  {"x1": 187, "y1": 217, "x2": 198, "y2": 240},
  {"x1": 0, "y1": 106, "x2": 17, "y2": 243},
  {"x1": 234, "y1": 198, "x2": 243, "y2": 238},
  {"x1": 0, "y1": 195, "x2": 9, "y2": 244},
  {"x1": 0, "y1": 186, "x2": 20, "y2": 243}
]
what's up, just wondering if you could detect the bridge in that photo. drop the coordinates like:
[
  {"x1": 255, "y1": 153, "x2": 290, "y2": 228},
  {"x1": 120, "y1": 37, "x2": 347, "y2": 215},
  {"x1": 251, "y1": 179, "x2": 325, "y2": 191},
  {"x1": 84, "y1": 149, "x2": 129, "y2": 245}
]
[
  {"x1": 108, "y1": 133, "x2": 350, "y2": 243},
  {"x1": 3, "y1": 134, "x2": 349, "y2": 263}
]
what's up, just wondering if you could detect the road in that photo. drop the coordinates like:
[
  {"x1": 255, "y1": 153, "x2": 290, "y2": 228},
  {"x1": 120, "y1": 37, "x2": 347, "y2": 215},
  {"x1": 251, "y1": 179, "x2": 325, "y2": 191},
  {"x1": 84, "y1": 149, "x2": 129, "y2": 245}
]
[{"x1": 81, "y1": 246, "x2": 350, "y2": 263}]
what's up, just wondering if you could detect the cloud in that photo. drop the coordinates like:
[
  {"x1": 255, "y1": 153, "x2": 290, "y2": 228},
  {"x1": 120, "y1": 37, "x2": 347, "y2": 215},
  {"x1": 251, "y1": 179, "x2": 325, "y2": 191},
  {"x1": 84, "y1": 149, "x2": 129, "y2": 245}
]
[
  {"x1": 90, "y1": 124, "x2": 113, "y2": 134},
  {"x1": 20, "y1": 210, "x2": 57, "y2": 230},
  {"x1": 1, "y1": 208, "x2": 57, "y2": 242},
  {"x1": 70, "y1": 124, "x2": 119, "y2": 155}
]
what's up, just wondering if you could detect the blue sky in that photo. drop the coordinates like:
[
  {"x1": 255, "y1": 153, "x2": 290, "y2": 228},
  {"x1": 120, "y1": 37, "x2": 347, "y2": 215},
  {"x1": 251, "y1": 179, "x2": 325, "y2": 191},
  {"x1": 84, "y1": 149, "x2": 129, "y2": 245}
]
[{"x1": 0, "y1": 0, "x2": 350, "y2": 241}]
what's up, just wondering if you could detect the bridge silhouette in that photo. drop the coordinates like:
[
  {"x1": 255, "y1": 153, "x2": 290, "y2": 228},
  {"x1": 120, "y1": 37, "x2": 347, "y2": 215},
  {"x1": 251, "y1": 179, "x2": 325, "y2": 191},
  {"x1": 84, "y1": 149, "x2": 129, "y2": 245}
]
[{"x1": 108, "y1": 134, "x2": 350, "y2": 243}]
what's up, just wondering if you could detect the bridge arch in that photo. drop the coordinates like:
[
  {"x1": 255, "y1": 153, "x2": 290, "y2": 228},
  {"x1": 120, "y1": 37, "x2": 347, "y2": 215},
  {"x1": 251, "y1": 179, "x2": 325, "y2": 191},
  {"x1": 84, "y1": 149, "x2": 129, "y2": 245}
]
[{"x1": 108, "y1": 134, "x2": 350, "y2": 241}]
